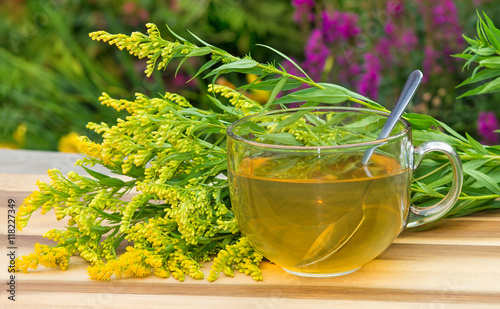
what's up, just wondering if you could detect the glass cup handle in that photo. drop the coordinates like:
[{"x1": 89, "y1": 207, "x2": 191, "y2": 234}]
[{"x1": 406, "y1": 141, "x2": 464, "y2": 229}]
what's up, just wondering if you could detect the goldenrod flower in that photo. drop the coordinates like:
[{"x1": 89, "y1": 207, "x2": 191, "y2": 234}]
[{"x1": 58, "y1": 132, "x2": 81, "y2": 153}]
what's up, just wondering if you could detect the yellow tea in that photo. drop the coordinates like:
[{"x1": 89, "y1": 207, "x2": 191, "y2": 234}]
[{"x1": 229, "y1": 153, "x2": 411, "y2": 276}]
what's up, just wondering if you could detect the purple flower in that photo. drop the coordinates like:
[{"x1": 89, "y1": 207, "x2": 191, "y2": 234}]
[
  {"x1": 429, "y1": 0, "x2": 464, "y2": 49},
  {"x1": 401, "y1": 30, "x2": 418, "y2": 51},
  {"x1": 321, "y1": 10, "x2": 361, "y2": 44},
  {"x1": 336, "y1": 50, "x2": 361, "y2": 88},
  {"x1": 357, "y1": 53, "x2": 382, "y2": 99},
  {"x1": 303, "y1": 29, "x2": 330, "y2": 81},
  {"x1": 422, "y1": 47, "x2": 442, "y2": 83},
  {"x1": 386, "y1": 0, "x2": 404, "y2": 15},
  {"x1": 384, "y1": 21, "x2": 395, "y2": 36},
  {"x1": 478, "y1": 111, "x2": 499, "y2": 145},
  {"x1": 375, "y1": 38, "x2": 393, "y2": 65},
  {"x1": 292, "y1": 0, "x2": 315, "y2": 24}
]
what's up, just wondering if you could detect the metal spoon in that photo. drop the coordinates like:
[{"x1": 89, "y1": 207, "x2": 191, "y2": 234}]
[
  {"x1": 361, "y1": 69, "x2": 423, "y2": 165},
  {"x1": 295, "y1": 70, "x2": 423, "y2": 269}
]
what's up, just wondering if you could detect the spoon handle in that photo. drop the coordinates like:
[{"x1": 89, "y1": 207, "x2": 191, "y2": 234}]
[{"x1": 361, "y1": 70, "x2": 423, "y2": 165}]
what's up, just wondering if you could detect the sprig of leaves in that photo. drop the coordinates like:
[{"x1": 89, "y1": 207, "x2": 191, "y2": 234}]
[
  {"x1": 455, "y1": 12, "x2": 500, "y2": 98},
  {"x1": 90, "y1": 24, "x2": 386, "y2": 113}
]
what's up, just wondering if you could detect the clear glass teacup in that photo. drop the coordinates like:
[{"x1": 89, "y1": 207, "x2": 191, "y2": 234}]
[{"x1": 226, "y1": 107, "x2": 463, "y2": 277}]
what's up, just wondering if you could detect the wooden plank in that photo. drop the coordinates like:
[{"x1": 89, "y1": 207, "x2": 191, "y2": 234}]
[
  {"x1": 2, "y1": 149, "x2": 500, "y2": 307},
  {"x1": 0, "y1": 149, "x2": 106, "y2": 175},
  {"x1": 9, "y1": 292, "x2": 500, "y2": 309}
]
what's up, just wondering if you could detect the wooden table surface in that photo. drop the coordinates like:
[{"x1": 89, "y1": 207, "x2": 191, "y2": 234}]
[{"x1": 1, "y1": 149, "x2": 500, "y2": 308}]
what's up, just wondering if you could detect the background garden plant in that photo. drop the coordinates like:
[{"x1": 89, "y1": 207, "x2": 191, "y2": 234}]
[{"x1": 1, "y1": 0, "x2": 499, "y2": 150}]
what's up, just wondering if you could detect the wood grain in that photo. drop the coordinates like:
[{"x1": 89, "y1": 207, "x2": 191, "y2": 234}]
[{"x1": 1, "y1": 150, "x2": 500, "y2": 308}]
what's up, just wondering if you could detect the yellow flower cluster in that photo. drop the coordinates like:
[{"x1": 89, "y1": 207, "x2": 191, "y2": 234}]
[
  {"x1": 17, "y1": 70, "x2": 262, "y2": 282},
  {"x1": 162, "y1": 92, "x2": 192, "y2": 108},
  {"x1": 90, "y1": 24, "x2": 188, "y2": 78},
  {"x1": 17, "y1": 168, "x2": 88, "y2": 230},
  {"x1": 207, "y1": 237, "x2": 263, "y2": 282},
  {"x1": 208, "y1": 84, "x2": 263, "y2": 115},
  {"x1": 119, "y1": 192, "x2": 153, "y2": 232},
  {"x1": 166, "y1": 250, "x2": 204, "y2": 281},
  {"x1": 87, "y1": 247, "x2": 168, "y2": 280},
  {"x1": 58, "y1": 132, "x2": 81, "y2": 153},
  {"x1": 16, "y1": 243, "x2": 72, "y2": 272},
  {"x1": 87, "y1": 246, "x2": 206, "y2": 282},
  {"x1": 125, "y1": 216, "x2": 178, "y2": 252},
  {"x1": 76, "y1": 136, "x2": 115, "y2": 167}
]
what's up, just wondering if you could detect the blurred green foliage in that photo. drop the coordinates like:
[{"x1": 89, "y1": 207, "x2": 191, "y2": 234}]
[
  {"x1": 0, "y1": 0, "x2": 498, "y2": 150},
  {"x1": 0, "y1": 0, "x2": 298, "y2": 150}
]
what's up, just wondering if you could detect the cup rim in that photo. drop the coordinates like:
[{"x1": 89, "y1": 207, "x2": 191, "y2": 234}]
[{"x1": 226, "y1": 106, "x2": 412, "y2": 150}]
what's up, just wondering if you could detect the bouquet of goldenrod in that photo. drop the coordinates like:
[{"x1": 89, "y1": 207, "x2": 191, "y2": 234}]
[{"x1": 16, "y1": 14, "x2": 500, "y2": 282}]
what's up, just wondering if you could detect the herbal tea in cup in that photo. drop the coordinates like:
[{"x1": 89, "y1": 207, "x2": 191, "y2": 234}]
[{"x1": 226, "y1": 107, "x2": 463, "y2": 277}]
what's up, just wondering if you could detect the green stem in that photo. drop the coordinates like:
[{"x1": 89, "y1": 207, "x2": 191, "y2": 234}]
[
  {"x1": 210, "y1": 47, "x2": 325, "y2": 90},
  {"x1": 458, "y1": 194, "x2": 500, "y2": 200},
  {"x1": 414, "y1": 162, "x2": 451, "y2": 182}
]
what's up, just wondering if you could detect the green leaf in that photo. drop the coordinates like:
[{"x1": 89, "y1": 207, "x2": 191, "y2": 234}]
[
  {"x1": 99, "y1": 177, "x2": 127, "y2": 187},
  {"x1": 470, "y1": 46, "x2": 496, "y2": 56},
  {"x1": 466, "y1": 133, "x2": 489, "y2": 155},
  {"x1": 464, "y1": 158, "x2": 492, "y2": 170},
  {"x1": 236, "y1": 121, "x2": 267, "y2": 135},
  {"x1": 271, "y1": 87, "x2": 317, "y2": 105},
  {"x1": 127, "y1": 165, "x2": 146, "y2": 178},
  {"x1": 452, "y1": 53, "x2": 473, "y2": 61},
  {"x1": 165, "y1": 23, "x2": 187, "y2": 42},
  {"x1": 416, "y1": 180, "x2": 444, "y2": 197},
  {"x1": 429, "y1": 158, "x2": 491, "y2": 188},
  {"x1": 187, "y1": 29, "x2": 213, "y2": 47},
  {"x1": 456, "y1": 68, "x2": 500, "y2": 88},
  {"x1": 461, "y1": 34, "x2": 478, "y2": 46},
  {"x1": 66, "y1": 226, "x2": 80, "y2": 233},
  {"x1": 198, "y1": 236, "x2": 212, "y2": 244},
  {"x1": 477, "y1": 16, "x2": 487, "y2": 43},
  {"x1": 274, "y1": 109, "x2": 309, "y2": 132},
  {"x1": 479, "y1": 57, "x2": 500, "y2": 69},
  {"x1": 412, "y1": 130, "x2": 460, "y2": 146},
  {"x1": 186, "y1": 46, "x2": 212, "y2": 57},
  {"x1": 479, "y1": 76, "x2": 500, "y2": 94},
  {"x1": 206, "y1": 94, "x2": 243, "y2": 116},
  {"x1": 481, "y1": 13, "x2": 500, "y2": 51},
  {"x1": 319, "y1": 83, "x2": 384, "y2": 109},
  {"x1": 256, "y1": 43, "x2": 312, "y2": 80},
  {"x1": 457, "y1": 83, "x2": 488, "y2": 98},
  {"x1": 343, "y1": 115, "x2": 384, "y2": 129},
  {"x1": 262, "y1": 76, "x2": 289, "y2": 110},
  {"x1": 206, "y1": 58, "x2": 258, "y2": 77},
  {"x1": 404, "y1": 113, "x2": 437, "y2": 130},
  {"x1": 91, "y1": 207, "x2": 122, "y2": 222},
  {"x1": 82, "y1": 166, "x2": 110, "y2": 181},
  {"x1": 188, "y1": 59, "x2": 219, "y2": 82},
  {"x1": 256, "y1": 133, "x2": 302, "y2": 146},
  {"x1": 176, "y1": 47, "x2": 212, "y2": 76},
  {"x1": 312, "y1": 113, "x2": 349, "y2": 132},
  {"x1": 463, "y1": 149, "x2": 487, "y2": 159},
  {"x1": 436, "y1": 120, "x2": 469, "y2": 143},
  {"x1": 465, "y1": 169, "x2": 500, "y2": 194},
  {"x1": 244, "y1": 77, "x2": 302, "y2": 91},
  {"x1": 290, "y1": 87, "x2": 349, "y2": 104},
  {"x1": 91, "y1": 225, "x2": 113, "y2": 233}
]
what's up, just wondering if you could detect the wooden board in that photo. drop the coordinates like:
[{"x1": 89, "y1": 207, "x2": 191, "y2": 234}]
[{"x1": 1, "y1": 150, "x2": 500, "y2": 308}]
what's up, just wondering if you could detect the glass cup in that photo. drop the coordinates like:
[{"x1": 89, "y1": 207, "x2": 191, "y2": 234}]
[{"x1": 226, "y1": 107, "x2": 463, "y2": 277}]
